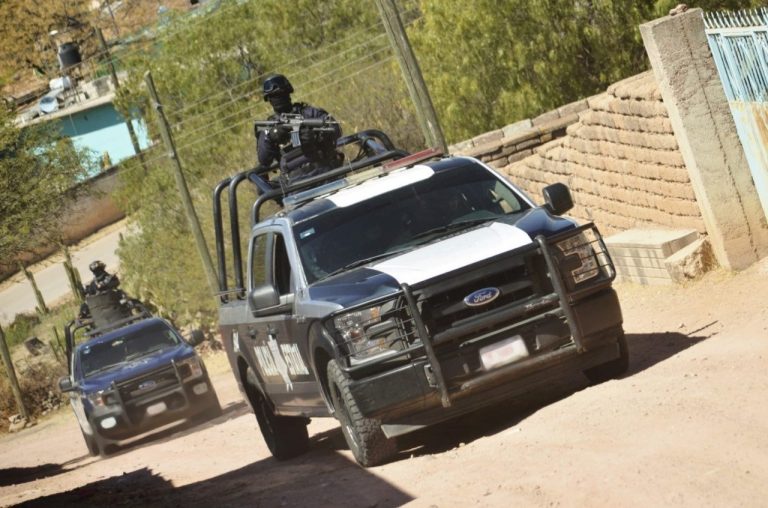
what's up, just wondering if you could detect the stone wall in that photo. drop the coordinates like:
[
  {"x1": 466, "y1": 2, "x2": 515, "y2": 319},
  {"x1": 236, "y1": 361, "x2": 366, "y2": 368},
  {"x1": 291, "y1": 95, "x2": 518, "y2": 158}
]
[{"x1": 454, "y1": 71, "x2": 706, "y2": 236}]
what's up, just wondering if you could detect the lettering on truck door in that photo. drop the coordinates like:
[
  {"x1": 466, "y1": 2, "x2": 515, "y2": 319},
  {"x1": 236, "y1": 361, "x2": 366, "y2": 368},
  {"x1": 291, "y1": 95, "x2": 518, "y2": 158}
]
[{"x1": 247, "y1": 230, "x2": 317, "y2": 412}]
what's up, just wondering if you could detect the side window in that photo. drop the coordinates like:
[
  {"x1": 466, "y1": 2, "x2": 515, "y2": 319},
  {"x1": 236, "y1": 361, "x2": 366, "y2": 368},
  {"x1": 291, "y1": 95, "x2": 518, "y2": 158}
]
[
  {"x1": 273, "y1": 234, "x2": 292, "y2": 296},
  {"x1": 250, "y1": 233, "x2": 269, "y2": 289}
]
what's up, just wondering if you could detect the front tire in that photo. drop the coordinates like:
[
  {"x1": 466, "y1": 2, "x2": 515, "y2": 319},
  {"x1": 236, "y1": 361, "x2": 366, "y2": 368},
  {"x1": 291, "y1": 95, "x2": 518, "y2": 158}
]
[
  {"x1": 246, "y1": 369, "x2": 309, "y2": 460},
  {"x1": 583, "y1": 332, "x2": 629, "y2": 384},
  {"x1": 81, "y1": 428, "x2": 100, "y2": 457},
  {"x1": 327, "y1": 360, "x2": 397, "y2": 467}
]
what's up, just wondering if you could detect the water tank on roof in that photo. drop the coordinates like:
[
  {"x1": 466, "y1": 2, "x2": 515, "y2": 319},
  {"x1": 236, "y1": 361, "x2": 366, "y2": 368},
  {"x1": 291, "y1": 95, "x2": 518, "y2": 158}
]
[{"x1": 58, "y1": 42, "x2": 81, "y2": 71}]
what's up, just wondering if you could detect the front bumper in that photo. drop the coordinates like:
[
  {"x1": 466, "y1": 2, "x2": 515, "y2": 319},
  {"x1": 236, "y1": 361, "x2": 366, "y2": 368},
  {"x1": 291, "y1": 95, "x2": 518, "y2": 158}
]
[
  {"x1": 352, "y1": 327, "x2": 621, "y2": 438},
  {"x1": 325, "y1": 224, "x2": 625, "y2": 436},
  {"x1": 88, "y1": 375, "x2": 217, "y2": 441}
]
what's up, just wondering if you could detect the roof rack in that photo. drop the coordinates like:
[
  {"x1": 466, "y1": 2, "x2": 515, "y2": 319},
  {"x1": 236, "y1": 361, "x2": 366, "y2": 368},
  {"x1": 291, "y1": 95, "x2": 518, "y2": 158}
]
[{"x1": 213, "y1": 129, "x2": 413, "y2": 302}]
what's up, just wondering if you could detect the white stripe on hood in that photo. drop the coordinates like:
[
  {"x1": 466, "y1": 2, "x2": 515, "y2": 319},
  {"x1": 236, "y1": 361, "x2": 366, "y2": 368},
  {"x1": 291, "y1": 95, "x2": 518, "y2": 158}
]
[{"x1": 372, "y1": 222, "x2": 532, "y2": 285}]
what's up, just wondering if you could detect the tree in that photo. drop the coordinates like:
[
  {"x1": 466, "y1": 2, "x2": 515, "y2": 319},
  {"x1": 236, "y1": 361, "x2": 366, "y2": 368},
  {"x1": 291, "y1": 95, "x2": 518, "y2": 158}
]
[
  {"x1": 112, "y1": 0, "x2": 419, "y2": 321},
  {"x1": 0, "y1": 104, "x2": 89, "y2": 277},
  {"x1": 410, "y1": 0, "x2": 764, "y2": 143},
  {"x1": 0, "y1": 0, "x2": 95, "y2": 80}
]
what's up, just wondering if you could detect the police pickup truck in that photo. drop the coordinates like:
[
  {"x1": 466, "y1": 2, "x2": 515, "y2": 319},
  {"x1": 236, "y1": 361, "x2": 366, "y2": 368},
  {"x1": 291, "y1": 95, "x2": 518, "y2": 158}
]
[
  {"x1": 59, "y1": 291, "x2": 221, "y2": 457},
  {"x1": 213, "y1": 130, "x2": 627, "y2": 466}
]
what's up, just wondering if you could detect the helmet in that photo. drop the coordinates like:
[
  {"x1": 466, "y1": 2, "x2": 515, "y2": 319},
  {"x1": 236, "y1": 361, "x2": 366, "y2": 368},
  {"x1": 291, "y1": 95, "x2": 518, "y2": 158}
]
[
  {"x1": 262, "y1": 74, "x2": 293, "y2": 101},
  {"x1": 89, "y1": 260, "x2": 106, "y2": 274}
]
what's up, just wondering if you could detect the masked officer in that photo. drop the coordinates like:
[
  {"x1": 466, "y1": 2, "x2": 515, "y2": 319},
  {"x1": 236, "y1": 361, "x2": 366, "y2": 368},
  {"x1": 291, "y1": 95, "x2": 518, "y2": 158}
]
[{"x1": 256, "y1": 74, "x2": 342, "y2": 184}]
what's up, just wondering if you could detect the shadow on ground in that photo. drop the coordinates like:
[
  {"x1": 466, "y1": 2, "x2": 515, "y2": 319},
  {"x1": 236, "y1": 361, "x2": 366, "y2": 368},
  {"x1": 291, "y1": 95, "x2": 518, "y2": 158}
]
[
  {"x1": 397, "y1": 331, "x2": 710, "y2": 460},
  {"x1": 13, "y1": 331, "x2": 711, "y2": 506},
  {"x1": 102, "y1": 400, "x2": 250, "y2": 459},
  {"x1": 16, "y1": 449, "x2": 412, "y2": 508}
]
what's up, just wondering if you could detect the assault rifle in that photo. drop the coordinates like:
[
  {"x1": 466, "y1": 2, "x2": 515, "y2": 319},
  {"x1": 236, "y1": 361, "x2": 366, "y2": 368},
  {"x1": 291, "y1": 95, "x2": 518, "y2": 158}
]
[{"x1": 254, "y1": 113, "x2": 340, "y2": 149}]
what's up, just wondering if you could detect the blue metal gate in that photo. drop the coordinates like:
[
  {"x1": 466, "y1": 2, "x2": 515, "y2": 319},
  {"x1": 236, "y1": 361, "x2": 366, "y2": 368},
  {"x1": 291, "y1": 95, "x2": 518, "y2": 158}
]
[{"x1": 704, "y1": 9, "x2": 768, "y2": 222}]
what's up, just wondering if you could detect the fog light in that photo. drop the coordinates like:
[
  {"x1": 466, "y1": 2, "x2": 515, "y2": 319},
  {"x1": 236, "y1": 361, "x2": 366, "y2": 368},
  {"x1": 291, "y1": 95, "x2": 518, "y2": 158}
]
[
  {"x1": 100, "y1": 417, "x2": 117, "y2": 429},
  {"x1": 193, "y1": 382, "x2": 209, "y2": 395}
]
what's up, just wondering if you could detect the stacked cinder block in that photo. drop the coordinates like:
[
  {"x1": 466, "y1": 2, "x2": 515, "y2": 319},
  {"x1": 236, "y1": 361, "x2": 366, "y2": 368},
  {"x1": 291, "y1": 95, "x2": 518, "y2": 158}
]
[
  {"x1": 604, "y1": 229, "x2": 710, "y2": 285},
  {"x1": 500, "y1": 71, "x2": 706, "y2": 237},
  {"x1": 451, "y1": 99, "x2": 589, "y2": 173}
]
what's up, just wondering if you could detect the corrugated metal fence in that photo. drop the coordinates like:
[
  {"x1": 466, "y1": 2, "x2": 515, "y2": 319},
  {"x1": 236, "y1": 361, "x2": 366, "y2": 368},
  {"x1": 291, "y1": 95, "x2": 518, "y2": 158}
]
[{"x1": 704, "y1": 8, "x2": 768, "y2": 222}]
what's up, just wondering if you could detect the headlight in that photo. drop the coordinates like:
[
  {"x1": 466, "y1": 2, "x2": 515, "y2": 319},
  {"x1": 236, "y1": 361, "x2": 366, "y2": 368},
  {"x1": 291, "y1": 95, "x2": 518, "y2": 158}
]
[
  {"x1": 333, "y1": 302, "x2": 406, "y2": 362},
  {"x1": 177, "y1": 356, "x2": 204, "y2": 378},
  {"x1": 87, "y1": 390, "x2": 117, "y2": 407},
  {"x1": 555, "y1": 231, "x2": 601, "y2": 285}
]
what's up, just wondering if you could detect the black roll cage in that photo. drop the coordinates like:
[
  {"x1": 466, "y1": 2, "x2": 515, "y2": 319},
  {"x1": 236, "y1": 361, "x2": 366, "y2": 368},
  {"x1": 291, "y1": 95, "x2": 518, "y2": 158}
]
[{"x1": 213, "y1": 129, "x2": 411, "y2": 302}]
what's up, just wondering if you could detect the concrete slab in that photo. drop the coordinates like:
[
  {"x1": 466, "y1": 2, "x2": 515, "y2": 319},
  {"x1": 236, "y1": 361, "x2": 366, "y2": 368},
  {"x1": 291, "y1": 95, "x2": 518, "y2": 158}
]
[{"x1": 606, "y1": 228, "x2": 698, "y2": 257}]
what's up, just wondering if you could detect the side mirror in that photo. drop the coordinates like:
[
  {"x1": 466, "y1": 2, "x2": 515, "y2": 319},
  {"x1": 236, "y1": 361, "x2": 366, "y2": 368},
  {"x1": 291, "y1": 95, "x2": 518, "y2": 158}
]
[
  {"x1": 542, "y1": 183, "x2": 574, "y2": 215},
  {"x1": 249, "y1": 283, "x2": 280, "y2": 312},
  {"x1": 58, "y1": 376, "x2": 76, "y2": 393},
  {"x1": 188, "y1": 329, "x2": 205, "y2": 347}
]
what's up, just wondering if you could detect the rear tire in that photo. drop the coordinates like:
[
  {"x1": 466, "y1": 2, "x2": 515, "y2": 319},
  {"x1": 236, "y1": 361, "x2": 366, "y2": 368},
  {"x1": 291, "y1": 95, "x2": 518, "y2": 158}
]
[
  {"x1": 327, "y1": 360, "x2": 397, "y2": 467},
  {"x1": 583, "y1": 332, "x2": 629, "y2": 384},
  {"x1": 246, "y1": 369, "x2": 309, "y2": 460}
]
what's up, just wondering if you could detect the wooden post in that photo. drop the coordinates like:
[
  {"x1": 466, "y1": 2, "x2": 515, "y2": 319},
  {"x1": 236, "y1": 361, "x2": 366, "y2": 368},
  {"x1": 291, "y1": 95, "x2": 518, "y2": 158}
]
[
  {"x1": 144, "y1": 71, "x2": 220, "y2": 295},
  {"x1": 0, "y1": 324, "x2": 29, "y2": 421},
  {"x1": 62, "y1": 246, "x2": 84, "y2": 303},
  {"x1": 19, "y1": 263, "x2": 48, "y2": 315},
  {"x1": 375, "y1": 0, "x2": 447, "y2": 153},
  {"x1": 97, "y1": 28, "x2": 148, "y2": 171}
]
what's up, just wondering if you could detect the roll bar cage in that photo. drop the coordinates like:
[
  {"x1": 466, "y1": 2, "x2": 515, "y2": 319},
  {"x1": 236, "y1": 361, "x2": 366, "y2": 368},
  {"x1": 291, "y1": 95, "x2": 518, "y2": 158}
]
[{"x1": 212, "y1": 129, "x2": 412, "y2": 302}]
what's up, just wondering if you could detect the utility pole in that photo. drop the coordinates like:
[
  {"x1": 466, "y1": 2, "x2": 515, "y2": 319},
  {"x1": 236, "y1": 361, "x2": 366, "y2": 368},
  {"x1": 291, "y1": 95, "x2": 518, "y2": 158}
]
[
  {"x1": 144, "y1": 71, "x2": 220, "y2": 295},
  {"x1": 375, "y1": 0, "x2": 447, "y2": 153},
  {"x1": 0, "y1": 325, "x2": 29, "y2": 422},
  {"x1": 97, "y1": 28, "x2": 147, "y2": 171}
]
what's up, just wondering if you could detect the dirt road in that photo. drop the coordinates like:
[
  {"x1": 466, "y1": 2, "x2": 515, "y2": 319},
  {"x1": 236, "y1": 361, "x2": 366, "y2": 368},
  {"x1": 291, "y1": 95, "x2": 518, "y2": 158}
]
[{"x1": 1, "y1": 262, "x2": 767, "y2": 507}]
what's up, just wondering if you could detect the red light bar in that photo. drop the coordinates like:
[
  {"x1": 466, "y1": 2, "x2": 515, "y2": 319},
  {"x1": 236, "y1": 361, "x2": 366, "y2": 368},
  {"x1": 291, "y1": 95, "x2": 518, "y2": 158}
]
[{"x1": 382, "y1": 147, "x2": 444, "y2": 171}]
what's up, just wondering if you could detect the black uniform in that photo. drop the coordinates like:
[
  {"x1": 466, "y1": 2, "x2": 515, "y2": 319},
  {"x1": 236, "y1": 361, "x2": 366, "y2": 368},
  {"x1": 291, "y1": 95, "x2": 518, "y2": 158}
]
[{"x1": 256, "y1": 74, "x2": 342, "y2": 184}]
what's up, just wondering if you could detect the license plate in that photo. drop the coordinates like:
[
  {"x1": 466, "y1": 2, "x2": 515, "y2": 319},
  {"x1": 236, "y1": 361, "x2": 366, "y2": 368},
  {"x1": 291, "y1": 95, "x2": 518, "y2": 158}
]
[
  {"x1": 480, "y1": 335, "x2": 528, "y2": 370},
  {"x1": 146, "y1": 401, "x2": 167, "y2": 416}
]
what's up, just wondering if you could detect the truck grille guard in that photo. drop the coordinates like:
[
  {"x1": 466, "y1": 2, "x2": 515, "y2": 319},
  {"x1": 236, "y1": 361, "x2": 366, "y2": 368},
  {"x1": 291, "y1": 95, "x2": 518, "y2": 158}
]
[{"x1": 324, "y1": 223, "x2": 616, "y2": 408}]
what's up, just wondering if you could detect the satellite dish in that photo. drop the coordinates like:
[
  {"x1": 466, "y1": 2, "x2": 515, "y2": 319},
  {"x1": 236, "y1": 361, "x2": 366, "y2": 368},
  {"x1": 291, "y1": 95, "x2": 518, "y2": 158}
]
[{"x1": 39, "y1": 95, "x2": 59, "y2": 114}]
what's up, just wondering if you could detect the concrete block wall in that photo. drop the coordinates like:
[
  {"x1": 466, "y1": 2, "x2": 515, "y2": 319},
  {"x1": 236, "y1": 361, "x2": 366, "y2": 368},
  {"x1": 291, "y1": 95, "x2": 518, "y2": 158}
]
[
  {"x1": 454, "y1": 71, "x2": 706, "y2": 237},
  {"x1": 451, "y1": 99, "x2": 590, "y2": 171}
]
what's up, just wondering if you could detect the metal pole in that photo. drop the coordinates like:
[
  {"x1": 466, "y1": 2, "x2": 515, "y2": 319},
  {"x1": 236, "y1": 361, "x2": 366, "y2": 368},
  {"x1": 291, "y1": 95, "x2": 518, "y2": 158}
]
[
  {"x1": 375, "y1": 0, "x2": 447, "y2": 153},
  {"x1": 144, "y1": 71, "x2": 220, "y2": 295},
  {"x1": 96, "y1": 28, "x2": 147, "y2": 171},
  {"x1": 0, "y1": 325, "x2": 29, "y2": 421}
]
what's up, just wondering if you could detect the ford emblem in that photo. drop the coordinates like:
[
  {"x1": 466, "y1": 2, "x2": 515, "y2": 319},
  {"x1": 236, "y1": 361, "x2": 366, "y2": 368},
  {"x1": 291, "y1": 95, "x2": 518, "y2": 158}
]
[
  {"x1": 463, "y1": 287, "x2": 501, "y2": 307},
  {"x1": 138, "y1": 380, "x2": 157, "y2": 391}
]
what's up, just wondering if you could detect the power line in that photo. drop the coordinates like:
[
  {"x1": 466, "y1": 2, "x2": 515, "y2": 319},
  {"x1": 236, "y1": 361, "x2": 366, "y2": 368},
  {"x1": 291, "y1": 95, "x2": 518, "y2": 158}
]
[
  {"x1": 167, "y1": 10, "x2": 421, "y2": 138},
  {"x1": 172, "y1": 55, "x2": 396, "y2": 156},
  {"x1": 169, "y1": 16, "x2": 396, "y2": 117},
  {"x1": 171, "y1": 44, "x2": 393, "y2": 146},
  {"x1": 170, "y1": 32, "x2": 391, "y2": 133}
]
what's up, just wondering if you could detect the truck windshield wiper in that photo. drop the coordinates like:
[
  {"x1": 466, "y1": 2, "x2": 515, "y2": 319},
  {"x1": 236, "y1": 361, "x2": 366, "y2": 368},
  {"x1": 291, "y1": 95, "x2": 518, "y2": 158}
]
[
  {"x1": 323, "y1": 247, "x2": 412, "y2": 279},
  {"x1": 85, "y1": 361, "x2": 126, "y2": 377},
  {"x1": 409, "y1": 217, "x2": 495, "y2": 244}
]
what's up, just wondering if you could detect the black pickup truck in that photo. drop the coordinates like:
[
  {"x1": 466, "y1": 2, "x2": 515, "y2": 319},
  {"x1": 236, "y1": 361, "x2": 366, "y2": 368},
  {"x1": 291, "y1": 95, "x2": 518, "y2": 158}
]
[{"x1": 213, "y1": 130, "x2": 627, "y2": 466}]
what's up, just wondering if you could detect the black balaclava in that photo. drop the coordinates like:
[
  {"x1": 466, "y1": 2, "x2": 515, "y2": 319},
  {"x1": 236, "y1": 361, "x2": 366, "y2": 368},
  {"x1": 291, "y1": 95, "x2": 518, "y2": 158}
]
[{"x1": 269, "y1": 93, "x2": 292, "y2": 115}]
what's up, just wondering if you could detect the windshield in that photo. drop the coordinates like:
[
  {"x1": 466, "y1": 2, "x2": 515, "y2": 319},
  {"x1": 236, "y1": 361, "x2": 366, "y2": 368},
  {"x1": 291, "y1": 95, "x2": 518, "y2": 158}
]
[
  {"x1": 294, "y1": 161, "x2": 530, "y2": 283},
  {"x1": 78, "y1": 322, "x2": 181, "y2": 378}
]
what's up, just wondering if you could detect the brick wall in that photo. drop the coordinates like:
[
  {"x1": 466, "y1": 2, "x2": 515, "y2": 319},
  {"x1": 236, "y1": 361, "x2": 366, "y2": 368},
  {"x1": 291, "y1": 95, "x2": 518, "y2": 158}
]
[{"x1": 453, "y1": 71, "x2": 705, "y2": 236}]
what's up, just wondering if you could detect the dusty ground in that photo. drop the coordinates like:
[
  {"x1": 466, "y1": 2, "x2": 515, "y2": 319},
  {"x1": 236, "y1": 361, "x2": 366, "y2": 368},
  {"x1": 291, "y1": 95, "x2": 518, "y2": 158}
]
[{"x1": 1, "y1": 261, "x2": 767, "y2": 507}]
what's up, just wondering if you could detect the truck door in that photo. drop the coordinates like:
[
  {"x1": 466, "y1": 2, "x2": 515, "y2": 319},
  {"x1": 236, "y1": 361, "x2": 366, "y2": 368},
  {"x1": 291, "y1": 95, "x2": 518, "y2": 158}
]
[{"x1": 245, "y1": 229, "x2": 321, "y2": 415}]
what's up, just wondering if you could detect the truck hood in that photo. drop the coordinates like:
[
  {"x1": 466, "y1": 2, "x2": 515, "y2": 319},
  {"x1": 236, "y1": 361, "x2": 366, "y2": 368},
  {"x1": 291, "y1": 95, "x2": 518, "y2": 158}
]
[
  {"x1": 79, "y1": 344, "x2": 195, "y2": 393},
  {"x1": 308, "y1": 208, "x2": 575, "y2": 308}
]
